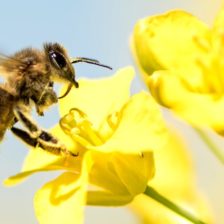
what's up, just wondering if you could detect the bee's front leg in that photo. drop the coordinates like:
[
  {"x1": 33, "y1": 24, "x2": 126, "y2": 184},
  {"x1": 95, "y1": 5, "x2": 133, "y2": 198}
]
[
  {"x1": 11, "y1": 127, "x2": 38, "y2": 147},
  {"x1": 12, "y1": 106, "x2": 76, "y2": 156},
  {"x1": 35, "y1": 88, "x2": 58, "y2": 116},
  {"x1": 11, "y1": 127, "x2": 76, "y2": 156}
]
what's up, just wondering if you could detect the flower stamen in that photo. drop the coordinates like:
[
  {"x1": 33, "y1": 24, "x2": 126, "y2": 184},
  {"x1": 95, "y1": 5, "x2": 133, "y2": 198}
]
[
  {"x1": 60, "y1": 108, "x2": 104, "y2": 147},
  {"x1": 107, "y1": 112, "x2": 121, "y2": 130}
]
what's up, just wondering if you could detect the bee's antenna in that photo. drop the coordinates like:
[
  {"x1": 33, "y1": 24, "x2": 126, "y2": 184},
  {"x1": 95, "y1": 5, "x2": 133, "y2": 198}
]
[{"x1": 71, "y1": 57, "x2": 112, "y2": 70}]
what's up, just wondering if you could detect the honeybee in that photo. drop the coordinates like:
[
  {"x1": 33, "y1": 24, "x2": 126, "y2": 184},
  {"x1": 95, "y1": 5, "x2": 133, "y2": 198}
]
[{"x1": 0, "y1": 42, "x2": 111, "y2": 156}]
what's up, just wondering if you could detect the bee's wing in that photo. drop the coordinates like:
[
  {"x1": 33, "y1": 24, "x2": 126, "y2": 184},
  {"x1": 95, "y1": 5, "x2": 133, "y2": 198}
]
[
  {"x1": 0, "y1": 53, "x2": 23, "y2": 65},
  {"x1": 0, "y1": 54, "x2": 25, "y2": 77}
]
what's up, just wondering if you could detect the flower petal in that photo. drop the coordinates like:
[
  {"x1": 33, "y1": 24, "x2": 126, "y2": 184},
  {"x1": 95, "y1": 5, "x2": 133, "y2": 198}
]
[
  {"x1": 21, "y1": 125, "x2": 81, "y2": 172},
  {"x1": 4, "y1": 155, "x2": 82, "y2": 186},
  {"x1": 111, "y1": 152, "x2": 154, "y2": 196},
  {"x1": 130, "y1": 130, "x2": 213, "y2": 223},
  {"x1": 149, "y1": 70, "x2": 224, "y2": 132},
  {"x1": 4, "y1": 125, "x2": 83, "y2": 186},
  {"x1": 34, "y1": 173, "x2": 85, "y2": 224},
  {"x1": 87, "y1": 191, "x2": 133, "y2": 206},
  {"x1": 89, "y1": 92, "x2": 168, "y2": 153},
  {"x1": 132, "y1": 10, "x2": 208, "y2": 76},
  {"x1": 213, "y1": 7, "x2": 224, "y2": 33},
  {"x1": 146, "y1": 130, "x2": 195, "y2": 196},
  {"x1": 4, "y1": 167, "x2": 61, "y2": 186},
  {"x1": 59, "y1": 67, "x2": 134, "y2": 129},
  {"x1": 34, "y1": 153, "x2": 90, "y2": 224},
  {"x1": 89, "y1": 151, "x2": 154, "y2": 197}
]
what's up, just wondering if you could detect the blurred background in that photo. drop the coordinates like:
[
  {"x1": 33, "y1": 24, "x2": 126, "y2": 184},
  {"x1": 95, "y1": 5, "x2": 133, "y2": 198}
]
[{"x1": 0, "y1": 0, "x2": 222, "y2": 223}]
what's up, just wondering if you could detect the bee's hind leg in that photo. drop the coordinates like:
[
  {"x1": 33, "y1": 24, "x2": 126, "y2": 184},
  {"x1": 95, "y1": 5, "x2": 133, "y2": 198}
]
[{"x1": 12, "y1": 106, "x2": 76, "y2": 157}]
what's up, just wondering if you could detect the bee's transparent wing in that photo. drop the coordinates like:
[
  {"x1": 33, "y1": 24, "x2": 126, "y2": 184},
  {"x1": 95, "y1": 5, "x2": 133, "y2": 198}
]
[
  {"x1": 0, "y1": 54, "x2": 25, "y2": 77},
  {"x1": 0, "y1": 53, "x2": 23, "y2": 64}
]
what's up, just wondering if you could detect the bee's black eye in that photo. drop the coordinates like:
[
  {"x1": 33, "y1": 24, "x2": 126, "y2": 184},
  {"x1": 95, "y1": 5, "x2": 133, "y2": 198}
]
[{"x1": 49, "y1": 50, "x2": 67, "y2": 69}]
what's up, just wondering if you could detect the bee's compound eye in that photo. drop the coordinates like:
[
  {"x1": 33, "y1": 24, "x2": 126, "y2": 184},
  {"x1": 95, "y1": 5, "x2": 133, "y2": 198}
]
[{"x1": 49, "y1": 50, "x2": 67, "y2": 69}]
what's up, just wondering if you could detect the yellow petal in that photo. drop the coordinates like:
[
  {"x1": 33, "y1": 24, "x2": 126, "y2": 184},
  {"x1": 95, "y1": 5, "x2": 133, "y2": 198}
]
[
  {"x1": 149, "y1": 70, "x2": 224, "y2": 132},
  {"x1": 88, "y1": 92, "x2": 168, "y2": 153},
  {"x1": 4, "y1": 167, "x2": 61, "y2": 186},
  {"x1": 87, "y1": 191, "x2": 133, "y2": 206},
  {"x1": 89, "y1": 151, "x2": 154, "y2": 197},
  {"x1": 59, "y1": 67, "x2": 134, "y2": 130},
  {"x1": 4, "y1": 155, "x2": 82, "y2": 186},
  {"x1": 34, "y1": 153, "x2": 91, "y2": 224},
  {"x1": 130, "y1": 130, "x2": 213, "y2": 223},
  {"x1": 111, "y1": 152, "x2": 154, "y2": 196},
  {"x1": 22, "y1": 125, "x2": 81, "y2": 172},
  {"x1": 149, "y1": 130, "x2": 194, "y2": 194},
  {"x1": 88, "y1": 151, "x2": 129, "y2": 195},
  {"x1": 5, "y1": 125, "x2": 82, "y2": 186},
  {"x1": 132, "y1": 10, "x2": 208, "y2": 76},
  {"x1": 213, "y1": 7, "x2": 224, "y2": 33},
  {"x1": 34, "y1": 173, "x2": 85, "y2": 224}
]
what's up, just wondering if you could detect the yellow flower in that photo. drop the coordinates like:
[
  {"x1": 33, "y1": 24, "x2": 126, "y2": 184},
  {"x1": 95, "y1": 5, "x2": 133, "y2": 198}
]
[
  {"x1": 5, "y1": 67, "x2": 168, "y2": 224},
  {"x1": 130, "y1": 129, "x2": 213, "y2": 224},
  {"x1": 132, "y1": 9, "x2": 224, "y2": 134}
]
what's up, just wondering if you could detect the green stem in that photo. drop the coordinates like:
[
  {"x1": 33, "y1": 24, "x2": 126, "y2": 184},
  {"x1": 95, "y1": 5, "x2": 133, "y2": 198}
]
[
  {"x1": 194, "y1": 127, "x2": 224, "y2": 164},
  {"x1": 144, "y1": 186, "x2": 206, "y2": 224}
]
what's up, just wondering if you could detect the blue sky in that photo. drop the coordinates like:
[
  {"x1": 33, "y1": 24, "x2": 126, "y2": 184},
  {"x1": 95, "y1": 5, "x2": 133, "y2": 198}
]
[{"x1": 0, "y1": 0, "x2": 221, "y2": 223}]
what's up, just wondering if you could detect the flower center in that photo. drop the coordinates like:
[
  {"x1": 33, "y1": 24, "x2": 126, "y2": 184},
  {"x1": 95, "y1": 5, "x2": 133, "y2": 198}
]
[{"x1": 60, "y1": 108, "x2": 120, "y2": 148}]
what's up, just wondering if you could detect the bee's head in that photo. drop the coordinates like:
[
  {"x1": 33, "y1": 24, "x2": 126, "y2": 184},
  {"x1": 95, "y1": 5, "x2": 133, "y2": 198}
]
[
  {"x1": 44, "y1": 42, "x2": 79, "y2": 88},
  {"x1": 44, "y1": 42, "x2": 112, "y2": 99}
]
